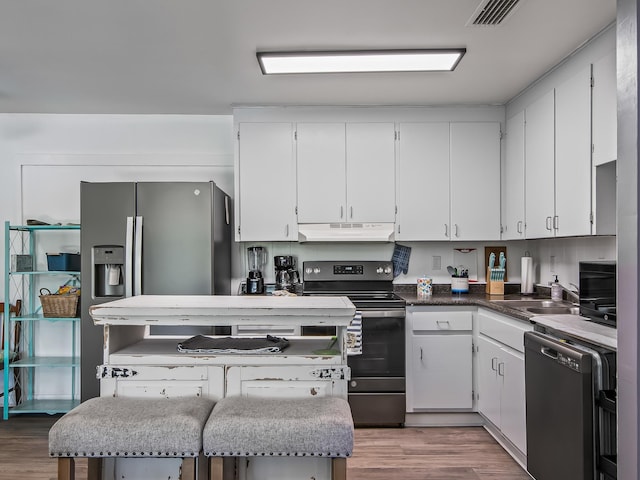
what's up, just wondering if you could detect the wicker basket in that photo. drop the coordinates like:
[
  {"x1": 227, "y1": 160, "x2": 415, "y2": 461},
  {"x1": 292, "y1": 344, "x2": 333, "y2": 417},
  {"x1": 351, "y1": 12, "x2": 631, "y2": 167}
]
[{"x1": 39, "y1": 291, "x2": 80, "y2": 318}]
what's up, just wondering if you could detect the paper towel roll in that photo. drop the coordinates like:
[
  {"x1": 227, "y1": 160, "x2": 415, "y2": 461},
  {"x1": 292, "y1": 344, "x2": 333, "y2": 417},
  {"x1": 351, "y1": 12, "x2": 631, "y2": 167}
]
[{"x1": 521, "y1": 256, "x2": 534, "y2": 294}]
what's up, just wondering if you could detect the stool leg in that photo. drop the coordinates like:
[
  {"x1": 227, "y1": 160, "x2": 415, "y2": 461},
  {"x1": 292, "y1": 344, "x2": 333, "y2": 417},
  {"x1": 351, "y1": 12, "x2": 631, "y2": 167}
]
[
  {"x1": 87, "y1": 458, "x2": 103, "y2": 480},
  {"x1": 57, "y1": 458, "x2": 74, "y2": 480},
  {"x1": 332, "y1": 458, "x2": 347, "y2": 480},
  {"x1": 181, "y1": 457, "x2": 196, "y2": 480},
  {"x1": 209, "y1": 457, "x2": 224, "y2": 480}
]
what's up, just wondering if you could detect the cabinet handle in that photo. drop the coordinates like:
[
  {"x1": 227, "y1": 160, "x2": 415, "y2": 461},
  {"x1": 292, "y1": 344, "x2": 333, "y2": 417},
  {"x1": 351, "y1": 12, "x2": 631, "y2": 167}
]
[
  {"x1": 454, "y1": 224, "x2": 459, "y2": 238},
  {"x1": 436, "y1": 320, "x2": 450, "y2": 329},
  {"x1": 491, "y1": 357, "x2": 498, "y2": 371},
  {"x1": 397, "y1": 224, "x2": 401, "y2": 234},
  {"x1": 545, "y1": 216, "x2": 553, "y2": 231},
  {"x1": 350, "y1": 206, "x2": 353, "y2": 219},
  {"x1": 285, "y1": 224, "x2": 289, "y2": 237},
  {"x1": 340, "y1": 206, "x2": 344, "y2": 219},
  {"x1": 444, "y1": 224, "x2": 448, "y2": 238},
  {"x1": 553, "y1": 215, "x2": 559, "y2": 231},
  {"x1": 420, "y1": 347, "x2": 423, "y2": 361},
  {"x1": 498, "y1": 362, "x2": 505, "y2": 377},
  {"x1": 517, "y1": 220, "x2": 523, "y2": 234}
]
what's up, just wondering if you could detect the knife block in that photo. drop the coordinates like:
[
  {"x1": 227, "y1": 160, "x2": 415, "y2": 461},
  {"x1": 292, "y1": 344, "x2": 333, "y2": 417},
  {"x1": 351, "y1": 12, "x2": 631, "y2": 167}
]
[{"x1": 486, "y1": 267, "x2": 505, "y2": 295}]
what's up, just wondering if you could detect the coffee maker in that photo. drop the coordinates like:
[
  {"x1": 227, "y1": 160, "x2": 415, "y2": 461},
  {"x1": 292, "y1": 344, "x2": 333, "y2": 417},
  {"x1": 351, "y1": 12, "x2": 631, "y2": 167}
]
[
  {"x1": 246, "y1": 246, "x2": 266, "y2": 294},
  {"x1": 274, "y1": 255, "x2": 300, "y2": 293}
]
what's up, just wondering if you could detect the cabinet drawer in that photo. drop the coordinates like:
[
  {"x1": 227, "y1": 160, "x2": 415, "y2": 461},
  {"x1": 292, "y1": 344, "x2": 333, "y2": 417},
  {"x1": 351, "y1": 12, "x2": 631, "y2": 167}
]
[
  {"x1": 478, "y1": 310, "x2": 533, "y2": 352},
  {"x1": 411, "y1": 311, "x2": 472, "y2": 332}
]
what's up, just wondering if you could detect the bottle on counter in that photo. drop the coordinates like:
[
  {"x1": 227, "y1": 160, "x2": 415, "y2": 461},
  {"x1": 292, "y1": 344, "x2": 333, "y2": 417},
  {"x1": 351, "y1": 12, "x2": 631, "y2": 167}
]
[{"x1": 551, "y1": 275, "x2": 563, "y2": 301}]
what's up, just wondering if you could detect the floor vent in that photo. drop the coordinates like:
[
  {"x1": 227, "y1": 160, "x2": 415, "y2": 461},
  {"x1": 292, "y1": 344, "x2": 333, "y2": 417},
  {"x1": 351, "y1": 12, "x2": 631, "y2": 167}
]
[{"x1": 467, "y1": 0, "x2": 523, "y2": 26}]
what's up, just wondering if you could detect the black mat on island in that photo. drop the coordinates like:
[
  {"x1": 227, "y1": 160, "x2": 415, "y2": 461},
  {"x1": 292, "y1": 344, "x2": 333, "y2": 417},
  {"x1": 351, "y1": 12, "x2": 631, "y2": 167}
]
[{"x1": 177, "y1": 334, "x2": 290, "y2": 354}]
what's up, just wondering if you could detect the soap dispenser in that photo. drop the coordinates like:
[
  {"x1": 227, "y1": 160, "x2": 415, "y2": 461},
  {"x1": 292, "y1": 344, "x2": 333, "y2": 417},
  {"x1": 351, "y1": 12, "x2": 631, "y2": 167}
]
[{"x1": 551, "y1": 275, "x2": 563, "y2": 301}]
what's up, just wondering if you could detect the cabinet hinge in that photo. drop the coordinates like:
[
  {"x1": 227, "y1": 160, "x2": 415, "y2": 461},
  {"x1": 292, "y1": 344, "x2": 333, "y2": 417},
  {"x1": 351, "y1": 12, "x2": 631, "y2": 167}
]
[
  {"x1": 500, "y1": 225, "x2": 504, "y2": 234},
  {"x1": 395, "y1": 205, "x2": 398, "y2": 214},
  {"x1": 237, "y1": 226, "x2": 241, "y2": 235},
  {"x1": 294, "y1": 131, "x2": 297, "y2": 140},
  {"x1": 237, "y1": 131, "x2": 240, "y2": 140},
  {"x1": 499, "y1": 130, "x2": 504, "y2": 140},
  {"x1": 591, "y1": 75, "x2": 595, "y2": 88},
  {"x1": 395, "y1": 131, "x2": 399, "y2": 141},
  {"x1": 295, "y1": 206, "x2": 298, "y2": 215},
  {"x1": 590, "y1": 212, "x2": 594, "y2": 224}
]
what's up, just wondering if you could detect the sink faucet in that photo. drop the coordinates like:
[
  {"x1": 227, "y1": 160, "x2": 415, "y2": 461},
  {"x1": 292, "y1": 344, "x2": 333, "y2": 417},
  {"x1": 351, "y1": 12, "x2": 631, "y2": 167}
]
[{"x1": 562, "y1": 283, "x2": 580, "y2": 304}]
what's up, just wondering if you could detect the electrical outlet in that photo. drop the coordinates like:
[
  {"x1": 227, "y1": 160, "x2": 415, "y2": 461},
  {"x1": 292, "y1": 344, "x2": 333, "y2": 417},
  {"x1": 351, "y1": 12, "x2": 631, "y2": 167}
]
[
  {"x1": 432, "y1": 256, "x2": 442, "y2": 271},
  {"x1": 550, "y1": 255, "x2": 556, "y2": 273}
]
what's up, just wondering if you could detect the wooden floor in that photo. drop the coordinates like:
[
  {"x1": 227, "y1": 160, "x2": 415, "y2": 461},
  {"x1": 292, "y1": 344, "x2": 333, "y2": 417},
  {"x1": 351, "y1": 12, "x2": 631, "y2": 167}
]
[{"x1": 0, "y1": 414, "x2": 530, "y2": 480}]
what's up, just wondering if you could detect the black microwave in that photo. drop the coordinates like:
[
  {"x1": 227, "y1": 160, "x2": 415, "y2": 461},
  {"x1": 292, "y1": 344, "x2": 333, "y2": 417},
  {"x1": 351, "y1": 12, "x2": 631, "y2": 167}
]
[{"x1": 579, "y1": 261, "x2": 616, "y2": 327}]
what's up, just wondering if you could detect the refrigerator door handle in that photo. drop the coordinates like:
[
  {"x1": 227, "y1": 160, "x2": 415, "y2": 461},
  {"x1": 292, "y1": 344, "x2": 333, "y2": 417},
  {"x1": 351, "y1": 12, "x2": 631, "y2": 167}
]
[
  {"x1": 224, "y1": 195, "x2": 230, "y2": 225},
  {"x1": 125, "y1": 216, "x2": 134, "y2": 297},
  {"x1": 134, "y1": 216, "x2": 143, "y2": 296}
]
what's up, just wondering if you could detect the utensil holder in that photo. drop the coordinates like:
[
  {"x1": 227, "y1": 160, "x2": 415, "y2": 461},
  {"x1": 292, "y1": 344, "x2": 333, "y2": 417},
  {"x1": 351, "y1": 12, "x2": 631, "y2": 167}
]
[{"x1": 486, "y1": 267, "x2": 504, "y2": 295}]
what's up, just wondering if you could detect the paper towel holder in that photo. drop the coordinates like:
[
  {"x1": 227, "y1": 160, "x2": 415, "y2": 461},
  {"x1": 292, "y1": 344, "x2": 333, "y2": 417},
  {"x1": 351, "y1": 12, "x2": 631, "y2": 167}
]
[{"x1": 520, "y1": 251, "x2": 534, "y2": 295}]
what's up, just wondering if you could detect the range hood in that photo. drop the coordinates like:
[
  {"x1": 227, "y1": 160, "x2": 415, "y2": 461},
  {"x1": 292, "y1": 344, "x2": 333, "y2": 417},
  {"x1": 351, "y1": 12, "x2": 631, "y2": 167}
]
[{"x1": 298, "y1": 223, "x2": 395, "y2": 242}]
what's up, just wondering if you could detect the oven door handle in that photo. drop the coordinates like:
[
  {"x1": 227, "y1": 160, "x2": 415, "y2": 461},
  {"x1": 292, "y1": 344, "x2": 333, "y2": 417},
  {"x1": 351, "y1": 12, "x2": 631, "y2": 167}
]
[{"x1": 358, "y1": 309, "x2": 406, "y2": 318}]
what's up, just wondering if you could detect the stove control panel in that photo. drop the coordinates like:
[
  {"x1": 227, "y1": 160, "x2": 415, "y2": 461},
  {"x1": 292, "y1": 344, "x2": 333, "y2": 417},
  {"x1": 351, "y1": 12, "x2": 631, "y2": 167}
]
[{"x1": 303, "y1": 260, "x2": 394, "y2": 282}]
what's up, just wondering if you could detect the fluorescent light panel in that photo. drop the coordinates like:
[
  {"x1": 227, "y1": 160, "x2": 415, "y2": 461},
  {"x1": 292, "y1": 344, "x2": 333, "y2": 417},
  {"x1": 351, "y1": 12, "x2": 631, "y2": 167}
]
[{"x1": 257, "y1": 49, "x2": 466, "y2": 74}]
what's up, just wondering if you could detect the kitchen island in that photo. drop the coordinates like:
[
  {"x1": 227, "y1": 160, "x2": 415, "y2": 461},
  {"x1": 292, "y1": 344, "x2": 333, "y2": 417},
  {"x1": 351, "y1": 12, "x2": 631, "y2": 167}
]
[{"x1": 89, "y1": 294, "x2": 356, "y2": 480}]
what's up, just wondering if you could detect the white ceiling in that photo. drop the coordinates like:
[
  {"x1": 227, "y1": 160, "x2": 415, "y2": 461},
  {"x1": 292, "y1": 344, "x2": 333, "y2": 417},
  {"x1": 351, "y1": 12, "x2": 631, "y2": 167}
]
[{"x1": 0, "y1": 0, "x2": 616, "y2": 115}]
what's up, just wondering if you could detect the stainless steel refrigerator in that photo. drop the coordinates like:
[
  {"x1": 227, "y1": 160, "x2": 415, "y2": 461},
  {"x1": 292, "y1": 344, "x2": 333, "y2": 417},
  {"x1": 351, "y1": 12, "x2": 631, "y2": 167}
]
[{"x1": 80, "y1": 181, "x2": 232, "y2": 400}]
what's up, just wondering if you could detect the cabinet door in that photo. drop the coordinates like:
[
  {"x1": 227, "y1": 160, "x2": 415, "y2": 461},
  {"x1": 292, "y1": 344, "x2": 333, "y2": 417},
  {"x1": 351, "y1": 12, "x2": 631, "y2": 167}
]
[
  {"x1": 500, "y1": 347, "x2": 527, "y2": 454},
  {"x1": 396, "y1": 123, "x2": 450, "y2": 240},
  {"x1": 410, "y1": 334, "x2": 473, "y2": 409},
  {"x1": 237, "y1": 123, "x2": 297, "y2": 240},
  {"x1": 503, "y1": 111, "x2": 525, "y2": 240},
  {"x1": 555, "y1": 66, "x2": 593, "y2": 237},
  {"x1": 450, "y1": 122, "x2": 501, "y2": 241},
  {"x1": 296, "y1": 123, "x2": 346, "y2": 223},
  {"x1": 345, "y1": 123, "x2": 396, "y2": 223},
  {"x1": 592, "y1": 48, "x2": 617, "y2": 167},
  {"x1": 525, "y1": 90, "x2": 556, "y2": 238},
  {"x1": 477, "y1": 335, "x2": 502, "y2": 427}
]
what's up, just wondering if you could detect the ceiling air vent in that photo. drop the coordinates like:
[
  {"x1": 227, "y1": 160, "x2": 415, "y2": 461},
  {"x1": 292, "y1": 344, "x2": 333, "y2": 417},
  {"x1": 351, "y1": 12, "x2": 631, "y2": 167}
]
[{"x1": 467, "y1": 0, "x2": 523, "y2": 26}]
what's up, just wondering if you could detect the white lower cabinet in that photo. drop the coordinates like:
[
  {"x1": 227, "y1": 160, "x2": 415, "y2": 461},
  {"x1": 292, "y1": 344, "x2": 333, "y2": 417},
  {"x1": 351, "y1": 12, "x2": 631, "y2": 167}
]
[
  {"x1": 406, "y1": 307, "x2": 473, "y2": 411},
  {"x1": 476, "y1": 308, "x2": 532, "y2": 455}
]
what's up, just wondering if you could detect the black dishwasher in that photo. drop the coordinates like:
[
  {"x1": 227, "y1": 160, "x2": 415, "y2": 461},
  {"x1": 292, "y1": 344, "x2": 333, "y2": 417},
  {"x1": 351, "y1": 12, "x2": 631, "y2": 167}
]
[{"x1": 524, "y1": 331, "x2": 617, "y2": 480}]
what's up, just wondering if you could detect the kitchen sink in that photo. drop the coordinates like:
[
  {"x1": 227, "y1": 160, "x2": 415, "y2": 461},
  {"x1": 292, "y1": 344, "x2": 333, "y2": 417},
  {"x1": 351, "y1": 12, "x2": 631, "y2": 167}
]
[
  {"x1": 525, "y1": 306, "x2": 580, "y2": 315},
  {"x1": 492, "y1": 299, "x2": 580, "y2": 316}
]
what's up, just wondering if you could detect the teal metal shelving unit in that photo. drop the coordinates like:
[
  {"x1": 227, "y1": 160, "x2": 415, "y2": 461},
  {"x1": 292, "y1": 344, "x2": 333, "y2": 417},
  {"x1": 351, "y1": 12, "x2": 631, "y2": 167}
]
[{"x1": 3, "y1": 222, "x2": 81, "y2": 419}]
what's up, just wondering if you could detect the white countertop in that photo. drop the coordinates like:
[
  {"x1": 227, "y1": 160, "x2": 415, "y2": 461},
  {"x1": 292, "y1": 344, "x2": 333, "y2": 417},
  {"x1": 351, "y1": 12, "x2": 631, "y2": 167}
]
[
  {"x1": 531, "y1": 314, "x2": 617, "y2": 350},
  {"x1": 90, "y1": 294, "x2": 356, "y2": 326}
]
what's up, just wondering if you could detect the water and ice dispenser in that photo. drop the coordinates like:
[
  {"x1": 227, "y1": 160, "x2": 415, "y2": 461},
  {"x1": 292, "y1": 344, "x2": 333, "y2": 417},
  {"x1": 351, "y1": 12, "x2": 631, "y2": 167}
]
[{"x1": 93, "y1": 246, "x2": 124, "y2": 297}]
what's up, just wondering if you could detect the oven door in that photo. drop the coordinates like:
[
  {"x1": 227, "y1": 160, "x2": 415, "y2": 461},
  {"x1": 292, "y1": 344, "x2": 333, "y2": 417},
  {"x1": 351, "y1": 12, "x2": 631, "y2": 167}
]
[{"x1": 348, "y1": 309, "x2": 405, "y2": 381}]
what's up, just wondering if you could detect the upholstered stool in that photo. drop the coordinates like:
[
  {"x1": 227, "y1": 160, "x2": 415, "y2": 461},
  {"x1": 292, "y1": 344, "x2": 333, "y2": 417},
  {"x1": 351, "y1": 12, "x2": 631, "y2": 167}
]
[
  {"x1": 49, "y1": 396, "x2": 215, "y2": 480},
  {"x1": 203, "y1": 396, "x2": 354, "y2": 480}
]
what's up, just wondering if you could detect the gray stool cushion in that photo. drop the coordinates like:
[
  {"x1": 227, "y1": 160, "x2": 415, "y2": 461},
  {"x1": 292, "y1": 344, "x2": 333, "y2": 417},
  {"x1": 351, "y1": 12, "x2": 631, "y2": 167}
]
[
  {"x1": 49, "y1": 396, "x2": 215, "y2": 458},
  {"x1": 203, "y1": 396, "x2": 354, "y2": 458}
]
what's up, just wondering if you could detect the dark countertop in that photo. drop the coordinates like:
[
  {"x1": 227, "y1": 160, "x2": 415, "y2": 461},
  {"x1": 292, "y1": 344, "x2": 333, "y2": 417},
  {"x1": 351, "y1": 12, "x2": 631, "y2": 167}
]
[{"x1": 394, "y1": 284, "x2": 617, "y2": 350}]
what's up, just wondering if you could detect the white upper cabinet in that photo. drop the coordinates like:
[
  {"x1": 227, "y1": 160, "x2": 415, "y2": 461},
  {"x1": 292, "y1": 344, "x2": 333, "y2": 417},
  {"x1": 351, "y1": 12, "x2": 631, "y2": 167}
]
[
  {"x1": 502, "y1": 111, "x2": 525, "y2": 240},
  {"x1": 345, "y1": 123, "x2": 396, "y2": 223},
  {"x1": 450, "y1": 122, "x2": 501, "y2": 241},
  {"x1": 236, "y1": 122, "x2": 297, "y2": 241},
  {"x1": 524, "y1": 89, "x2": 556, "y2": 239},
  {"x1": 555, "y1": 65, "x2": 592, "y2": 237},
  {"x1": 396, "y1": 123, "x2": 450, "y2": 240},
  {"x1": 296, "y1": 123, "x2": 346, "y2": 223},
  {"x1": 592, "y1": 48, "x2": 617, "y2": 166},
  {"x1": 296, "y1": 122, "x2": 396, "y2": 224}
]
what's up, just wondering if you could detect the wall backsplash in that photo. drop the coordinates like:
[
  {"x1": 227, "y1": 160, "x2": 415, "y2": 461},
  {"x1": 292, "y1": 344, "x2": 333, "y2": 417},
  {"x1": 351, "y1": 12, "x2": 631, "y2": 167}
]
[{"x1": 235, "y1": 236, "x2": 617, "y2": 293}]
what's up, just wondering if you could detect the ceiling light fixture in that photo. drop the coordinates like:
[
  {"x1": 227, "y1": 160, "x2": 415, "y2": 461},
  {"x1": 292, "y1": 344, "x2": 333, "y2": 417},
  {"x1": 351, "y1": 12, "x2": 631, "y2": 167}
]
[{"x1": 256, "y1": 48, "x2": 466, "y2": 74}]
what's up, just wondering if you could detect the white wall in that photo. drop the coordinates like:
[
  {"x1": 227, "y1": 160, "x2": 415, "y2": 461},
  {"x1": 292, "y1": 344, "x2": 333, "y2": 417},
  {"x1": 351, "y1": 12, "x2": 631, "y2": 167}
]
[{"x1": 0, "y1": 114, "x2": 235, "y2": 400}]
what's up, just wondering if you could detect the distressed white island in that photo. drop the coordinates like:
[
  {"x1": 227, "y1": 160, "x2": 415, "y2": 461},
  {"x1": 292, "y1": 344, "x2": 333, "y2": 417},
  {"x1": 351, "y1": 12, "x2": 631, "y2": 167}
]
[{"x1": 89, "y1": 294, "x2": 356, "y2": 480}]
